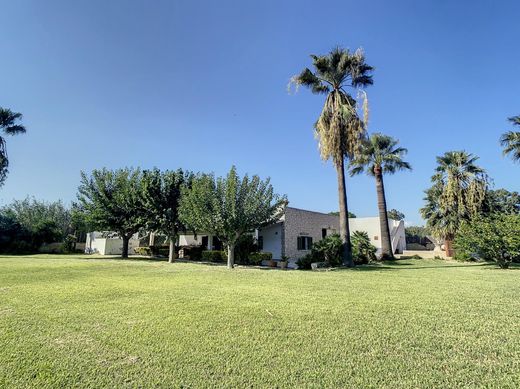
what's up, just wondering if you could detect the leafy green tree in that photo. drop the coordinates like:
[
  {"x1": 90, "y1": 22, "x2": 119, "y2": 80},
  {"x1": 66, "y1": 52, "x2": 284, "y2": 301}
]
[
  {"x1": 420, "y1": 151, "x2": 488, "y2": 256},
  {"x1": 500, "y1": 116, "x2": 520, "y2": 162},
  {"x1": 350, "y1": 133, "x2": 411, "y2": 259},
  {"x1": 77, "y1": 168, "x2": 146, "y2": 258},
  {"x1": 291, "y1": 47, "x2": 373, "y2": 267},
  {"x1": 486, "y1": 189, "x2": 520, "y2": 215},
  {"x1": 328, "y1": 211, "x2": 356, "y2": 218},
  {"x1": 455, "y1": 214, "x2": 520, "y2": 268},
  {"x1": 179, "y1": 166, "x2": 286, "y2": 269},
  {"x1": 0, "y1": 198, "x2": 72, "y2": 251},
  {"x1": 0, "y1": 107, "x2": 27, "y2": 187},
  {"x1": 387, "y1": 209, "x2": 405, "y2": 221},
  {"x1": 141, "y1": 168, "x2": 193, "y2": 263}
]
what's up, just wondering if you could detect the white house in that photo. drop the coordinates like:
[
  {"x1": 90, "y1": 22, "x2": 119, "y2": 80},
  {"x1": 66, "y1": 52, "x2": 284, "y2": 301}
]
[
  {"x1": 85, "y1": 232, "x2": 140, "y2": 255},
  {"x1": 257, "y1": 207, "x2": 406, "y2": 263}
]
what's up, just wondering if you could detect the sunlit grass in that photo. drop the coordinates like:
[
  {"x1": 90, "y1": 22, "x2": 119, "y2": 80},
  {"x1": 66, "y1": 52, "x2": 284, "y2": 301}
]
[{"x1": 1, "y1": 255, "x2": 519, "y2": 388}]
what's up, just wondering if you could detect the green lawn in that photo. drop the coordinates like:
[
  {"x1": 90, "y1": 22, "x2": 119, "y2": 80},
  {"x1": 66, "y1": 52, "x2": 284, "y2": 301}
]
[{"x1": 1, "y1": 255, "x2": 519, "y2": 388}]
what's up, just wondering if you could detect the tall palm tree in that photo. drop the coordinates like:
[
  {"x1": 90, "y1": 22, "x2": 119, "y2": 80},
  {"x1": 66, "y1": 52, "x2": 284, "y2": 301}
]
[
  {"x1": 292, "y1": 47, "x2": 373, "y2": 267},
  {"x1": 500, "y1": 115, "x2": 520, "y2": 162},
  {"x1": 420, "y1": 151, "x2": 488, "y2": 257},
  {"x1": 0, "y1": 107, "x2": 27, "y2": 187},
  {"x1": 350, "y1": 133, "x2": 411, "y2": 259}
]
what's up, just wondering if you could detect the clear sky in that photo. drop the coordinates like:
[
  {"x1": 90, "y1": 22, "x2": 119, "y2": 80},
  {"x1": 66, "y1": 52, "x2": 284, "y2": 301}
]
[{"x1": 1, "y1": 0, "x2": 519, "y2": 225}]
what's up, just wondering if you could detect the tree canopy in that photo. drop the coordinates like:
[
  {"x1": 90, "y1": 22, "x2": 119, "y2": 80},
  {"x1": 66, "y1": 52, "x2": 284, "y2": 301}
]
[
  {"x1": 141, "y1": 168, "x2": 193, "y2": 262},
  {"x1": 77, "y1": 168, "x2": 146, "y2": 258},
  {"x1": 0, "y1": 107, "x2": 27, "y2": 187},
  {"x1": 500, "y1": 115, "x2": 520, "y2": 162},
  {"x1": 420, "y1": 151, "x2": 488, "y2": 242},
  {"x1": 179, "y1": 166, "x2": 286, "y2": 268}
]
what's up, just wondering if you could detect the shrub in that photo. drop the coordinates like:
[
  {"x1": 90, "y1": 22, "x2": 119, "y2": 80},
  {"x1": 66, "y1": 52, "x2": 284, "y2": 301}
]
[
  {"x1": 134, "y1": 247, "x2": 152, "y2": 256},
  {"x1": 296, "y1": 253, "x2": 314, "y2": 270},
  {"x1": 235, "y1": 234, "x2": 259, "y2": 264},
  {"x1": 454, "y1": 214, "x2": 520, "y2": 269},
  {"x1": 311, "y1": 234, "x2": 343, "y2": 267},
  {"x1": 249, "y1": 252, "x2": 272, "y2": 265},
  {"x1": 351, "y1": 231, "x2": 377, "y2": 264},
  {"x1": 201, "y1": 250, "x2": 226, "y2": 262}
]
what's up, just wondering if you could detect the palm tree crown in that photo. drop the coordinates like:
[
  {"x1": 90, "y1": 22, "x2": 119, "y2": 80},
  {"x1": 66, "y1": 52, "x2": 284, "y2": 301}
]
[
  {"x1": 349, "y1": 133, "x2": 411, "y2": 176},
  {"x1": 291, "y1": 47, "x2": 373, "y2": 165},
  {"x1": 421, "y1": 151, "x2": 488, "y2": 240},
  {"x1": 0, "y1": 107, "x2": 27, "y2": 187},
  {"x1": 500, "y1": 115, "x2": 520, "y2": 162}
]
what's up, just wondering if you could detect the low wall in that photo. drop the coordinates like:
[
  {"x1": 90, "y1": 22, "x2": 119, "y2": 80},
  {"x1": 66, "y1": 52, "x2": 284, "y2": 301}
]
[{"x1": 399, "y1": 250, "x2": 450, "y2": 259}]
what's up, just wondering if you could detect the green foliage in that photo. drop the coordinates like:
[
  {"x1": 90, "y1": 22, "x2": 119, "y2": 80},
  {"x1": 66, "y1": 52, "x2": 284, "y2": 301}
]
[
  {"x1": 0, "y1": 198, "x2": 76, "y2": 253},
  {"x1": 134, "y1": 247, "x2": 152, "y2": 256},
  {"x1": 248, "y1": 252, "x2": 272, "y2": 265},
  {"x1": 351, "y1": 230, "x2": 377, "y2": 264},
  {"x1": 387, "y1": 209, "x2": 405, "y2": 221},
  {"x1": 141, "y1": 168, "x2": 193, "y2": 260},
  {"x1": 310, "y1": 234, "x2": 343, "y2": 267},
  {"x1": 486, "y1": 189, "x2": 520, "y2": 215},
  {"x1": 349, "y1": 133, "x2": 411, "y2": 177},
  {"x1": 421, "y1": 151, "x2": 488, "y2": 240},
  {"x1": 77, "y1": 168, "x2": 146, "y2": 257},
  {"x1": 234, "y1": 234, "x2": 259, "y2": 265},
  {"x1": 179, "y1": 166, "x2": 286, "y2": 267},
  {"x1": 454, "y1": 214, "x2": 520, "y2": 268},
  {"x1": 201, "y1": 250, "x2": 226, "y2": 262},
  {"x1": 328, "y1": 211, "x2": 356, "y2": 218},
  {"x1": 0, "y1": 107, "x2": 27, "y2": 187},
  {"x1": 291, "y1": 47, "x2": 373, "y2": 164},
  {"x1": 500, "y1": 115, "x2": 520, "y2": 162},
  {"x1": 296, "y1": 253, "x2": 314, "y2": 270}
]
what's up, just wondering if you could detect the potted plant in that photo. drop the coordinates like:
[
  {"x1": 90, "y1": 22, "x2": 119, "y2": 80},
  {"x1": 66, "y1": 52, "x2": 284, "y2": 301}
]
[{"x1": 279, "y1": 255, "x2": 289, "y2": 269}]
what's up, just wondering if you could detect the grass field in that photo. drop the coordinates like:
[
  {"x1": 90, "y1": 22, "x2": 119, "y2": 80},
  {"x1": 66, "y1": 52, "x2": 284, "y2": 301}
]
[{"x1": 1, "y1": 255, "x2": 519, "y2": 388}]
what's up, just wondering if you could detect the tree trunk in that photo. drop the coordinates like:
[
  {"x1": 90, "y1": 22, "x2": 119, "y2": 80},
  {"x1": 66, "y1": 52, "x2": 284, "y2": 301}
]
[
  {"x1": 336, "y1": 159, "x2": 354, "y2": 267},
  {"x1": 375, "y1": 167, "x2": 394, "y2": 260},
  {"x1": 227, "y1": 243, "x2": 235, "y2": 269},
  {"x1": 168, "y1": 238, "x2": 177, "y2": 263},
  {"x1": 122, "y1": 235, "x2": 130, "y2": 259},
  {"x1": 444, "y1": 239, "x2": 454, "y2": 257}
]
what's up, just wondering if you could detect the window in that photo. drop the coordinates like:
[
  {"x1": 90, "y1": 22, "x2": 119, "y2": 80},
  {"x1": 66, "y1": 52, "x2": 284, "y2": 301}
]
[
  {"x1": 258, "y1": 236, "x2": 264, "y2": 250},
  {"x1": 297, "y1": 236, "x2": 313, "y2": 250},
  {"x1": 322, "y1": 228, "x2": 327, "y2": 239}
]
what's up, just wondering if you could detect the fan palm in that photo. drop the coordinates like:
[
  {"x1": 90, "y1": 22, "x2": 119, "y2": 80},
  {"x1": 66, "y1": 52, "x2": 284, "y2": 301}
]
[
  {"x1": 500, "y1": 115, "x2": 520, "y2": 162},
  {"x1": 0, "y1": 107, "x2": 27, "y2": 187},
  {"x1": 420, "y1": 151, "x2": 488, "y2": 256},
  {"x1": 350, "y1": 133, "x2": 411, "y2": 259},
  {"x1": 291, "y1": 47, "x2": 373, "y2": 266}
]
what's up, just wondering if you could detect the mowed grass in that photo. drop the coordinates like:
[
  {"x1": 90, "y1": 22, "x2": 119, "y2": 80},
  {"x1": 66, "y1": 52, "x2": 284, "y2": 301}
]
[{"x1": 1, "y1": 255, "x2": 519, "y2": 388}]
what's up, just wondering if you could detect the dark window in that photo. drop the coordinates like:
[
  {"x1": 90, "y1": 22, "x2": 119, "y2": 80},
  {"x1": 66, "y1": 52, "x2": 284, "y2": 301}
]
[
  {"x1": 322, "y1": 228, "x2": 327, "y2": 239},
  {"x1": 258, "y1": 236, "x2": 264, "y2": 250},
  {"x1": 201, "y1": 236, "x2": 208, "y2": 248},
  {"x1": 297, "y1": 236, "x2": 313, "y2": 250}
]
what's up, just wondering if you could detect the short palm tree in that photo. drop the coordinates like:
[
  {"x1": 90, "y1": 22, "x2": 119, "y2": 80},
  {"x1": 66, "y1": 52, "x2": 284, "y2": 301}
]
[
  {"x1": 500, "y1": 115, "x2": 520, "y2": 162},
  {"x1": 0, "y1": 107, "x2": 26, "y2": 187},
  {"x1": 420, "y1": 151, "x2": 488, "y2": 256},
  {"x1": 350, "y1": 133, "x2": 411, "y2": 259},
  {"x1": 291, "y1": 47, "x2": 373, "y2": 267}
]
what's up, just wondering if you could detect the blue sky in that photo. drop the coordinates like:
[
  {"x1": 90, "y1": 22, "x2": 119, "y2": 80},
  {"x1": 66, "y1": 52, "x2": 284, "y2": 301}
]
[{"x1": 1, "y1": 0, "x2": 519, "y2": 225}]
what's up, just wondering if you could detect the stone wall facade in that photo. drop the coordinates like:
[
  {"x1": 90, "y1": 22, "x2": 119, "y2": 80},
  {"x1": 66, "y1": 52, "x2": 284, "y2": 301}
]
[{"x1": 283, "y1": 207, "x2": 340, "y2": 260}]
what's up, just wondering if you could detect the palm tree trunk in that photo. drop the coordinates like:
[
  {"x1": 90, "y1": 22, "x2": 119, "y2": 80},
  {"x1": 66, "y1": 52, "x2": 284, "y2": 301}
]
[
  {"x1": 375, "y1": 167, "x2": 394, "y2": 260},
  {"x1": 227, "y1": 243, "x2": 235, "y2": 269},
  {"x1": 336, "y1": 159, "x2": 354, "y2": 267},
  {"x1": 444, "y1": 239, "x2": 454, "y2": 257},
  {"x1": 122, "y1": 235, "x2": 130, "y2": 259}
]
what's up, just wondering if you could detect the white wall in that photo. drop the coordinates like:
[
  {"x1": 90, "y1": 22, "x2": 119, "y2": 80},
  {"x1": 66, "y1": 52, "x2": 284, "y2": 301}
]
[
  {"x1": 85, "y1": 232, "x2": 139, "y2": 255},
  {"x1": 258, "y1": 223, "x2": 283, "y2": 259}
]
